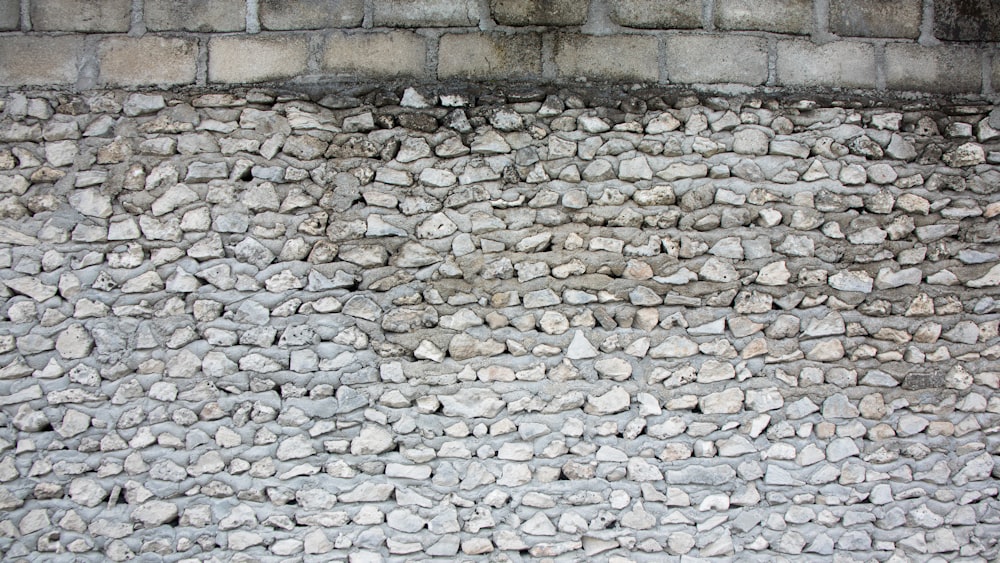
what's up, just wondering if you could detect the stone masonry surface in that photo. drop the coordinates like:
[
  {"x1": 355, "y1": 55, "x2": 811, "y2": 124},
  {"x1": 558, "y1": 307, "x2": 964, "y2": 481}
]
[
  {"x1": 0, "y1": 83, "x2": 998, "y2": 561},
  {"x1": 0, "y1": 0, "x2": 997, "y2": 94}
]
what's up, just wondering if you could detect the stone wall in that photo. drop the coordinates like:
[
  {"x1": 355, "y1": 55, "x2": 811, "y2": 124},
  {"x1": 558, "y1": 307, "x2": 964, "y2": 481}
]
[
  {"x1": 0, "y1": 84, "x2": 999, "y2": 560},
  {"x1": 0, "y1": 0, "x2": 998, "y2": 95}
]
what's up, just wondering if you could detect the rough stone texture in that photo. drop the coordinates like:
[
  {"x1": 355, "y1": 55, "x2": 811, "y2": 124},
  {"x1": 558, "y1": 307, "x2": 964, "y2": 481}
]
[
  {"x1": 322, "y1": 31, "x2": 427, "y2": 78},
  {"x1": 373, "y1": 0, "x2": 480, "y2": 27},
  {"x1": 885, "y1": 44, "x2": 983, "y2": 94},
  {"x1": 553, "y1": 35, "x2": 659, "y2": 82},
  {"x1": 490, "y1": 0, "x2": 587, "y2": 26},
  {"x1": 934, "y1": 0, "x2": 1000, "y2": 41},
  {"x1": 259, "y1": 0, "x2": 364, "y2": 29},
  {"x1": 145, "y1": 0, "x2": 245, "y2": 32},
  {"x1": 0, "y1": 77, "x2": 999, "y2": 562},
  {"x1": 714, "y1": 0, "x2": 813, "y2": 34},
  {"x1": 609, "y1": 0, "x2": 701, "y2": 28},
  {"x1": 0, "y1": 0, "x2": 18, "y2": 30},
  {"x1": 0, "y1": 2, "x2": 993, "y2": 94},
  {"x1": 665, "y1": 34, "x2": 769, "y2": 85},
  {"x1": 994, "y1": 57, "x2": 1000, "y2": 95},
  {"x1": 29, "y1": 0, "x2": 130, "y2": 32},
  {"x1": 98, "y1": 37, "x2": 199, "y2": 87},
  {"x1": 830, "y1": 0, "x2": 922, "y2": 38},
  {"x1": 777, "y1": 40, "x2": 877, "y2": 88},
  {"x1": 438, "y1": 33, "x2": 542, "y2": 80},
  {"x1": 0, "y1": 36, "x2": 83, "y2": 86},
  {"x1": 208, "y1": 36, "x2": 309, "y2": 83}
]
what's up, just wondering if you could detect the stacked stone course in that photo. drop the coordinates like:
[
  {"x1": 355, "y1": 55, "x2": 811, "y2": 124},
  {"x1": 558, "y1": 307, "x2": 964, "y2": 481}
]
[
  {"x1": 0, "y1": 0, "x2": 997, "y2": 94},
  {"x1": 0, "y1": 83, "x2": 998, "y2": 560}
]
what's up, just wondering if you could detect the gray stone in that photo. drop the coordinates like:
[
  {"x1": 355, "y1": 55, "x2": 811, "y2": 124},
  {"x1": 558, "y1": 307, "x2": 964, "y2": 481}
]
[
  {"x1": 56, "y1": 324, "x2": 93, "y2": 359},
  {"x1": 745, "y1": 388, "x2": 783, "y2": 412},
  {"x1": 667, "y1": 464, "x2": 736, "y2": 485},
  {"x1": 829, "y1": 270, "x2": 874, "y2": 293},
  {"x1": 132, "y1": 501, "x2": 178, "y2": 527},
  {"x1": 440, "y1": 389, "x2": 505, "y2": 418},
  {"x1": 123, "y1": 94, "x2": 165, "y2": 116}
]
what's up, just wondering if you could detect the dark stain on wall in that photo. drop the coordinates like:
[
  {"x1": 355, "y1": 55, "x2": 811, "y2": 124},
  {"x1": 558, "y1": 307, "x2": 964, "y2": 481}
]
[{"x1": 934, "y1": 0, "x2": 1000, "y2": 41}]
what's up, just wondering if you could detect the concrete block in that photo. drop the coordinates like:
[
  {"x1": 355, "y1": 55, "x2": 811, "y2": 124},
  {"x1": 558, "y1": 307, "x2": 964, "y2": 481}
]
[
  {"x1": 933, "y1": 0, "x2": 1000, "y2": 41},
  {"x1": 714, "y1": 0, "x2": 812, "y2": 34},
  {"x1": 259, "y1": 0, "x2": 363, "y2": 30},
  {"x1": 608, "y1": 0, "x2": 702, "y2": 28},
  {"x1": 490, "y1": 0, "x2": 587, "y2": 26},
  {"x1": 994, "y1": 56, "x2": 1000, "y2": 94},
  {"x1": 0, "y1": 0, "x2": 19, "y2": 31},
  {"x1": 209, "y1": 36, "x2": 309, "y2": 83},
  {"x1": 776, "y1": 40, "x2": 876, "y2": 88},
  {"x1": 146, "y1": 0, "x2": 245, "y2": 32},
  {"x1": 830, "y1": 0, "x2": 921, "y2": 38},
  {"x1": 0, "y1": 35, "x2": 82, "y2": 85},
  {"x1": 665, "y1": 34, "x2": 768, "y2": 85},
  {"x1": 322, "y1": 31, "x2": 427, "y2": 77},
  {"x1": 373, "y1": 0, "x2": 479, "y2": 27},
  {"x1": 438, "y1": 33, "x2": 542, "y2": 80},
  {"x1": 99, "y1": 36, "x2": 198, "y2": 87},
  {"x1": 885, "y1": 44, "x2": 982, "y2": 94},
  {"x1": 30, "y1": 0, "x2": 129, "y2": 32},
  {"x1": 554, "y1": 34, "x2": 659, "y2": 82}
]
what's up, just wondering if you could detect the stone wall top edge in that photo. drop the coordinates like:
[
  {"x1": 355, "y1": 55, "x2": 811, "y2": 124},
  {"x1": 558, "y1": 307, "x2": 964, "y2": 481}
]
[{"x1": 1, "y1": 81, "x2": 996, "y2": 109}]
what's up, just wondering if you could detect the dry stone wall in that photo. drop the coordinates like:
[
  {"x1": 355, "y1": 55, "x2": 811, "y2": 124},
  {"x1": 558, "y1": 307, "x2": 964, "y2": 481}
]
[{"x1": 0, "y1": 84, "x2": 999, "y2": 561}]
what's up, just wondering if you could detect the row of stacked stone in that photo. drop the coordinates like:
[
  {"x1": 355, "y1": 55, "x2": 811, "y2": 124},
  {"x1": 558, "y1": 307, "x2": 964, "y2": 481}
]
[{"x1": 0, "y1": 85, "x2": 998, "y2": 560}]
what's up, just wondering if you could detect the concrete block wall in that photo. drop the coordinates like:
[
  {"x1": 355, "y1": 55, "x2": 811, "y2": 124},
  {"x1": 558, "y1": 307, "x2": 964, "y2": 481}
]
[{"x1": 0, "y1": 0, "x2": 997, "y2": 95}]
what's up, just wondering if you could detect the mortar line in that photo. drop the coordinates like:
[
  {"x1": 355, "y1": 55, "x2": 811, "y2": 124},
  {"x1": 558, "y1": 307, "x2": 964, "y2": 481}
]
[
  {"x1": 582, "y1": 0, "x2": 610, "y2": 36},
  {"x1": 541, "y1": 32, "x2": 556, "y2": 81},
  {"x1": 702, "y1": 0, "x2": 714, "y2": 31},
  {"x1": 874, "y1": 41, "x2": 887, "y2": 91},
  {"x1": 76, "y1": 35, "x2": 100, "y2": 91},
  {"x1": 983, "y1": 51, "x2": 993, "y2": 97},
  {"x1": 129, "y1": 0, "x2": 145, "y2": 36},
  {"x1": 19, "y1": 0, "x2": 29, "y2": 30},
  {"x1": 306, "y1": 31, "x2": 323, "y2": 75},
  {"x1": 425, "y1": 30, "x2": 441, "y2": 81},
  {"x1": 246, "y1": 0, "x2": 260, "y2": 33},
  {"x1": 658, "y1": 34, "x2": 669, "y2": 85},
  {"x1": 765, "y1": 36, "x2": 777, "y2": 87},
  {"x1": 813, "y1": 0, "x2": 831, "y2": 42},
  {"x1": 475, "y1": 0, "x2": 494, "y2": 30},
  {"x1": 918, "y1": 0, "x2": 939, "y2": 45},
  {"x1": 362, "y1": 0, "x2": 374, "y2": 29},
  {"x1": 196, "y1": 36, "x2": 208, "y2": 86}
]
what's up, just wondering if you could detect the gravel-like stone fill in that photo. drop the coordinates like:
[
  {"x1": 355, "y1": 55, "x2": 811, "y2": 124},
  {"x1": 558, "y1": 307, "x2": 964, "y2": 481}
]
[{"x1": 0, "y1": 86, "x2": 999, "y2": 561}]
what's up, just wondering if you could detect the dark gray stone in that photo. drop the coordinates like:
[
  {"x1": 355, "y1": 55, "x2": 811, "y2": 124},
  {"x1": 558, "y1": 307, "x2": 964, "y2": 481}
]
[
  {"x1": 491, "y1": 0, "x2": 587, "y2": 26},
  {"x1": 934, "y1": 0, "x2": 1000, "y2": 41},
  {"x1": 830, "y1": 0, "x2": 921, "y2": 38}
]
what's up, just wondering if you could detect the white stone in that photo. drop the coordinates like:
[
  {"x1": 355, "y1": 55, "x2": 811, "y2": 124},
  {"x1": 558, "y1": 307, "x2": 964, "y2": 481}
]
[
  {"x1": 584, "y1": 386, "x2": 630, "y2": 415},
  {"x1": 700, "y1": 257, "x2": 739, "y2": 282},
  {"x1": 649, "y1": 335, "x2": 698, "y2": 358},
  {"x1": 351, "y1": 425, "x2": 394, "y2": 455},
  {"x1": 276, "y1": 435, "x2": 315, "y2": 461},
  {"x1": 757, "y1": 261, "x2": 790, "y2": 285}
]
